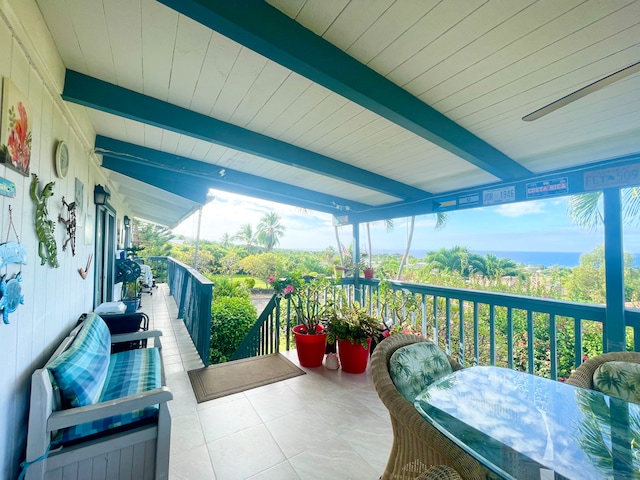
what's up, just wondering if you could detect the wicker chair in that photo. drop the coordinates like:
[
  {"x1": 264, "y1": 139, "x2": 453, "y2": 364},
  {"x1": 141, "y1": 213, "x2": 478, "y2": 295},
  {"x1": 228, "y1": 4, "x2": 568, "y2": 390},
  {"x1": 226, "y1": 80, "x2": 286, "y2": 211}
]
[
  {"x1": 371, "y1": 334, "x2": 489, "y2": 480},
  {"x1": 417, "y1": 465, "x2": 463, "y2": 480},
  {"x1": 565, "y1": 351, "x2": 640, "y2": 389}
]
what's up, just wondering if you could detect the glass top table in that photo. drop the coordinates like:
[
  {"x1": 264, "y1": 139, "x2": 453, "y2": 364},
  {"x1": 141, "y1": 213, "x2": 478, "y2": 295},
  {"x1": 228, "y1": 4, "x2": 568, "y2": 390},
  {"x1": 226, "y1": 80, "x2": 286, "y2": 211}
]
[{"x1": 414, "y1": 366, "x2": 640, "y2": 480}]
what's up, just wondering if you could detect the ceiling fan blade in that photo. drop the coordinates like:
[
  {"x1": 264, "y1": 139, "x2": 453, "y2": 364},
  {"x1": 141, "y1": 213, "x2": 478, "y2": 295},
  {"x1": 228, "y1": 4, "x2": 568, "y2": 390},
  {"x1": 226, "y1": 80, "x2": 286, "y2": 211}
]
[{"x1": 522, "y1": 60, "x2": 640, "y2": 121}]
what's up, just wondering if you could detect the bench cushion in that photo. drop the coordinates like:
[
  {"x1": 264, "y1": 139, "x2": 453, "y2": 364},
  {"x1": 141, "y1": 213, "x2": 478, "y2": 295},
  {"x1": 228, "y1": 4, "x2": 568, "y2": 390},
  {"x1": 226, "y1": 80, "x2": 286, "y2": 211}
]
[
  {"x1": 390, "y1": 341, "x2": 453, "y2": 402},
  {"x1": 47, "y1": 314, "x2": 111, "y2": 408},
  {"x1": 52, "y1": 347, "x2": 162, "y2": 445},
  {"x1": 593, "y1": 361, "x2": 640, "y2": 404}
]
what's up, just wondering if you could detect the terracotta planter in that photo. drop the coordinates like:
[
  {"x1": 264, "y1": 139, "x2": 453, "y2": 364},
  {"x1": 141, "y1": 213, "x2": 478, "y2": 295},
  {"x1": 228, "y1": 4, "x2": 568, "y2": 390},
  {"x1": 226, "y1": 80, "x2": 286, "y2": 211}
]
[
  {"x1": 338, "y1": 337, "x2": 372, "y2": 373},
  {"x1": 363, "y1": 267, "x2": 374, "y2": 279},
  {"x1": 293, "y1": 324, "x2": 327, "y2": 367}
]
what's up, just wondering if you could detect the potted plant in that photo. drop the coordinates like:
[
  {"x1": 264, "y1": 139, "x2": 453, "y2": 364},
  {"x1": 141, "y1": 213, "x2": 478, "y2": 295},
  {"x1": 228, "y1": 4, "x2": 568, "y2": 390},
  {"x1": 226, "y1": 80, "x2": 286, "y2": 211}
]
[
  {"x1": 326, "y1": 301, "x2": 383, "y2": 373},
  {"x1": 333, "y1": 265, "x2": 345, "y2": 280},
  {"x1": 270, "y1": 275, "x2": 331, "y2": 367}
]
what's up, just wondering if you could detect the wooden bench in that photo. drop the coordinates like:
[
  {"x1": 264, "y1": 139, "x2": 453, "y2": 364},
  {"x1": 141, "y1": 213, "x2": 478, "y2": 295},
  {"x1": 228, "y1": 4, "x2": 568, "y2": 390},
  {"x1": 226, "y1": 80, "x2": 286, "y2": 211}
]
[{"x1": 24, "y1": 313, "x2": 172, "y2": 480}]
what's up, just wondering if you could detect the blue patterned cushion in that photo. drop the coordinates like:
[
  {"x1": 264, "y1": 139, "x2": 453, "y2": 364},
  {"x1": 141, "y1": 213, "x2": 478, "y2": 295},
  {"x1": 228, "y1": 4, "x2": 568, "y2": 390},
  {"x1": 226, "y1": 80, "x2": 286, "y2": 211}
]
[
  {"x1": 53, "y1": 347, "x2": 162, "y2": 445},
  {"x1": 47, "y1": 314, "x2": 111, "y2": 408},
  {"x1": 390, "y1": 342, "x2": 453, "y2": 402},
  {"x1": 593, "y1": 361, "x2": 640, "y2": 404}
]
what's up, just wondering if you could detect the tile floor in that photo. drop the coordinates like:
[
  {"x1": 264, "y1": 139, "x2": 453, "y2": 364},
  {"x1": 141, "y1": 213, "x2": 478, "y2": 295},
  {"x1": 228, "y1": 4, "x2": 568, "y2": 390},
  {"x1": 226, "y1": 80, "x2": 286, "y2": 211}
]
[{"x1": 142, "y1": 284, "x2": 393, "y2": 480}]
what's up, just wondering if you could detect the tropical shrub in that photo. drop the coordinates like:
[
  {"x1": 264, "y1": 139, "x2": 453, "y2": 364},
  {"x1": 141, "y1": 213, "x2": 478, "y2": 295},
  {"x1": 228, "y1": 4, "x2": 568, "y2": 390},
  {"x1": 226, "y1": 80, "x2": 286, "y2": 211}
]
[{"x1": 210, "y1": 297, "x2": 257, "y2": 364}]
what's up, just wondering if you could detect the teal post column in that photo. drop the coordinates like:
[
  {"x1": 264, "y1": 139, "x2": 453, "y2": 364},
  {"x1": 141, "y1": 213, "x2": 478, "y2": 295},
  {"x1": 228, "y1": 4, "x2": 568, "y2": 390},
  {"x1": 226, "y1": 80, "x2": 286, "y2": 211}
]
[
  {"x1": 603, "y1": 187, "x2": 626, "y2": 352},
  {"x1": 354, "y1": 222, "x2": 361, "y2": 303}
]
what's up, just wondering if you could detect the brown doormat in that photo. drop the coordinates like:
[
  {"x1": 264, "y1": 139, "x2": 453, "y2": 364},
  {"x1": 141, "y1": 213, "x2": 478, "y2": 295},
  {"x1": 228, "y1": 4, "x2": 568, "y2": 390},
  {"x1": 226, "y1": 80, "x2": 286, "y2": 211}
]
[{"x1": 187, "y1": 353, "x2": 306, "y2": 403}]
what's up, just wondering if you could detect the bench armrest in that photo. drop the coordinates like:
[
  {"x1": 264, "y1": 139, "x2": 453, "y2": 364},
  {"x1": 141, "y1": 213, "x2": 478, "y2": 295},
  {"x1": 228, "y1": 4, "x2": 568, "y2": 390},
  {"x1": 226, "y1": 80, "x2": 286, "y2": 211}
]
[
  {"x1": 47, "y1": 386, "x2": 173, "y2": 432},
  {"x1": 111, "y1": 329, "x2": 163, "y2": 344}
]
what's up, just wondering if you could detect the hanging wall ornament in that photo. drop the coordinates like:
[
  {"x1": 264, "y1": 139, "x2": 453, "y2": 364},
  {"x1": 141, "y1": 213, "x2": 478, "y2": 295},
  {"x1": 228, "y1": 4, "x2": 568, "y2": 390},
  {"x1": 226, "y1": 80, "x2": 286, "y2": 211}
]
[
  {"x1": 58, "y1": 196, "x2": 77, "y2": 256},
  {"x1": 0, "y1": 206, "x2": 26, "y2": 323},
  {"x1": 30, "y1": 173, "x2": 58, "y2": 268}
]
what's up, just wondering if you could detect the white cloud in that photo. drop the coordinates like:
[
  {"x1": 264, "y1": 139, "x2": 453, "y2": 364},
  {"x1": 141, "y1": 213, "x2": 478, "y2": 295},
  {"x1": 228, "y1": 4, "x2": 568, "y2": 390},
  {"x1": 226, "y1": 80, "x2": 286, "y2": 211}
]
[{"x1": 496, "y1": 200, "x2": 546, "y2": 217}]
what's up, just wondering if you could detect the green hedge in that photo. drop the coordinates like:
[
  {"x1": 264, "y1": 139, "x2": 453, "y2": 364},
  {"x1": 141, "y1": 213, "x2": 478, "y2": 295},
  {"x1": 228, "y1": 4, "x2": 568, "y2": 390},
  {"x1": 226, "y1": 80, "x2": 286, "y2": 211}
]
[{"x1": 209, "y1": 297, "x2": 257, "y2": 364}]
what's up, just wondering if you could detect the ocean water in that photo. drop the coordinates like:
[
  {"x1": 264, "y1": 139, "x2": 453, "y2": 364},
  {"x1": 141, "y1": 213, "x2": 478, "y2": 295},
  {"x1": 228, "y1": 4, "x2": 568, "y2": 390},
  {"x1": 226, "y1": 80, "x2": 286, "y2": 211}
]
[{"x1": 385, "y1": 250, "x2": 640, "y2": 268}]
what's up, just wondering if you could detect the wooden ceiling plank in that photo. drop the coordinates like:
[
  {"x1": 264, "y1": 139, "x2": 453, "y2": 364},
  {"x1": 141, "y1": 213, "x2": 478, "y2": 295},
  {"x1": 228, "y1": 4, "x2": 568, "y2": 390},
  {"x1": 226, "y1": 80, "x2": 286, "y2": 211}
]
[
  {"x1": 282, "y1": 94, "x2": 350, "y2": 145},
  {"x1": 190, "y1": 32, "x2": 242, "y2": 116},
  {"x1": 211, "y1": 47, "x2": 268, "y2": 122},
  {"x1": 66, "y1": 0, "x2": 116, "y2": 82},
  {"x1": 397, "y1": 0, "x2": 541, "y2": 96},
  {"x1": 167, "y1": 15, "x2": 212, "y2": 108},
  {"x1": 366, "y1": 0, "x2": 478, "y2": 76},
  {"x1": 419, "y1": 0, "x2": 582, "y2": 103},
  {"x1": 432, "y1": 1, "x2": 639, "y2": 119},
  {"x1": 345, "y1": 0, "x2": 442, "y2": 65},
  {"x1": 36, "y1": 0, "x2": 88, "y2": 74},
  {"x1": 295, "y1": 0, "x2": 349, "y2": 36},
  {"x1": 104, "y1": 0, "x2": 143, "y2": 92},
  {"x1": 229, "y1": 61, "x2": 291, "y2": 128},
  {"x1": 322, "y1": 0, "x2": 394, "y2": 51},
  {"x1": 246, "y1": 73, "x2": 313, "y2": 134},
  {"x1": 156, "y1": 0, "x2": 530, "y2": 180},
  {"x1": 141, "y1": 0, "x2": 178, "y2": 102}
]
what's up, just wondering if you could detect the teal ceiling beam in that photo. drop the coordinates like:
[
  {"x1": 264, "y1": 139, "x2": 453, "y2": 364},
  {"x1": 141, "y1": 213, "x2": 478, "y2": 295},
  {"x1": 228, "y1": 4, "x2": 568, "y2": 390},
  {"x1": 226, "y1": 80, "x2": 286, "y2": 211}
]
[
  {"x1": 348, "y1": 154, "x2": 640, "y2": 224},
  {"x1": 157, "y1": 0, "x2": 531, "y2": 181},
  {"x1": 64, "y1": 70, "x2": 425, "y2": 201},
  {"x1": 97, "y1": 136, "x2": 367, "y2": 214},
  {"x1": 100, "y1": 159, "x2": 212, "y2": 204}
]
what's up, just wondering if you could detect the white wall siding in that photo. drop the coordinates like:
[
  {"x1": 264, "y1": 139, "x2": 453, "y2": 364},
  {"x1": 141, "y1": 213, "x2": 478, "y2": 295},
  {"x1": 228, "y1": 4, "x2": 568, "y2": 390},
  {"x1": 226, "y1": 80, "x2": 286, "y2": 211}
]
[{"x1": 0, "y1": 1, "x2": 129, "y2": 477}]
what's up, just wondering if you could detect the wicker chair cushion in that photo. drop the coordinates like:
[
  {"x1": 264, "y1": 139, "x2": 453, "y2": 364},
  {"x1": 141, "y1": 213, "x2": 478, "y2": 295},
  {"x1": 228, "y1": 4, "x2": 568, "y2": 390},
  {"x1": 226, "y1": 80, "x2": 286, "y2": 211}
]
[
  {"x1": 593, "y1": 361, "x2": 640, "y2": 404},
  {"x1": 390, "y1": 341, "x2": 453, "y2": 402}
]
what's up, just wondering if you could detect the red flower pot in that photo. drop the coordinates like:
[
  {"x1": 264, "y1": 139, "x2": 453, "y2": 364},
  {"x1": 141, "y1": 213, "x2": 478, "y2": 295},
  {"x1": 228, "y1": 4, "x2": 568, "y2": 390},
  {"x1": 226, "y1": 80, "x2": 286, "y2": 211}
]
[
  {"x1": 338, "y1": 337, "x2": 372, "y2": 373},
  {"x1": 363, "y1": 267, "x2": 374, "y2": 279},
  {"x1": 293, "y1": 324, "x2": 327, "y2": 367}
]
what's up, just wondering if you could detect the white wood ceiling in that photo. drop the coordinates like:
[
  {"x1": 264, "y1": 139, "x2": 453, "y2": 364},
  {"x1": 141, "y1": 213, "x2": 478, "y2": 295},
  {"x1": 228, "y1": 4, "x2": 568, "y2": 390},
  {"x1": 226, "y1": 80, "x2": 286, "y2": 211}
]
[{"x1": 35, "y1": 0, "x2": 640, "y2": 225}]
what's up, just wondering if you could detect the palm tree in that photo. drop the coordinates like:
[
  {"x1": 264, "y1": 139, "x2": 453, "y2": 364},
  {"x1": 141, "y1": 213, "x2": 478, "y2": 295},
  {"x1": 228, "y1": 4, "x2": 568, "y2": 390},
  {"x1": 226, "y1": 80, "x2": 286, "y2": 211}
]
[
  {"x1": 219, "y1": 232, "x2": 233, "y2": 250},
  {"x1": 569, "y1": 188, "x2": 640, "y2": 231},
  {"x1": 256, "y1": 212, "x2": 285, "y2": 252},
  {"x1": 233, "y1": 223, "x2": 256, "y2": 250},
  {"x1": 397, "y1": 213, "x2": 447, "y2": 280},
  {"x1": 365, "y1": 219, "x2": 393, "y2": 268}
]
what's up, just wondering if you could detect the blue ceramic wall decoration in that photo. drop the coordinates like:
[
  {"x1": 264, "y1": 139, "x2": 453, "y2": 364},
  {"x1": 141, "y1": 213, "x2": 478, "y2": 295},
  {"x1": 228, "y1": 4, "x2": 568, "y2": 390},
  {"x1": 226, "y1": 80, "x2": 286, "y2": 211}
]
[
  {"x1": 0, "y1": 242, "x2": 27, "y2": 268},
  {"x1": 0, "y1": 272, "x2": 23, "y2": 324},
  {"x1": 0, "y1": 177, "x2": 15, "y2": 198}
]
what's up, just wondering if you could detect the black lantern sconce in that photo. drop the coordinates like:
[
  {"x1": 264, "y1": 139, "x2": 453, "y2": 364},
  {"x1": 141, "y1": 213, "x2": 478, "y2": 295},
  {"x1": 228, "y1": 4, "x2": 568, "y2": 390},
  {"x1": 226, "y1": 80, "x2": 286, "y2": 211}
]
[
  {"x1": 94, "y1": 184, "x2": 110, "y2": 206},
  {"x1": 123, "y1": 215, "x2": 131, "y2": 227}
]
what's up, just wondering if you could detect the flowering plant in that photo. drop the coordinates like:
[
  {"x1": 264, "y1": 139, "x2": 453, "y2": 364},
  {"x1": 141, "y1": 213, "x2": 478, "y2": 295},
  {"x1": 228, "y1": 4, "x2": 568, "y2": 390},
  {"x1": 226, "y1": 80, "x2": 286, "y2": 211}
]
[
  {"x1": 270, "y1": 274, "x2": 334, "y2": 335},
  {"x1": 268, "y1": 274, "x2": 298, "y2": 299}
]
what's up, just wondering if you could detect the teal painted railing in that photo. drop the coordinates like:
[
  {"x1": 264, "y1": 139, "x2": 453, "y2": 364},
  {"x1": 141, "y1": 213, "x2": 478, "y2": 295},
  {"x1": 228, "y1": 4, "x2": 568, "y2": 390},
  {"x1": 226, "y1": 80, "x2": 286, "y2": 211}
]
[
  {"x1": 352, "y1": 279, "x2": 640, "y2": 380},
  {"x1": 166, "y1": 257, "x2": 213, "y2": 366},
  {"x1": 231, "y1": 294, "x2": 280, "y2": 361}
]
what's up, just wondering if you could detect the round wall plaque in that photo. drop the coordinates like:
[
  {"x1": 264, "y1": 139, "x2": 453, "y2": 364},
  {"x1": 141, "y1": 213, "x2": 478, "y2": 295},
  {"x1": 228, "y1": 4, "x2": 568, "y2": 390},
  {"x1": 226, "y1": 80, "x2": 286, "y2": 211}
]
[{"x1": 55, "y1": 140, "x2": 69, "y2": 179}]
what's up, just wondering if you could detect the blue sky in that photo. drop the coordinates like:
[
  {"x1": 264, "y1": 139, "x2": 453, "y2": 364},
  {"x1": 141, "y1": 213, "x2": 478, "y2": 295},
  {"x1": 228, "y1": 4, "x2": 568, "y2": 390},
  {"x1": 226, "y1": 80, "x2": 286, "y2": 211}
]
[{"x1": 172, "y1": 190, "x2": 640, "y2": 256}]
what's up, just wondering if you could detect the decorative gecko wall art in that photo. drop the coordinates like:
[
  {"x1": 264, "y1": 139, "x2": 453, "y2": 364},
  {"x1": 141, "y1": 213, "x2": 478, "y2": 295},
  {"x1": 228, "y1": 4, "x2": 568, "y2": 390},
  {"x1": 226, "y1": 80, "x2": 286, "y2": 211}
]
[{"x1": 30, "y1": 173, "x2": 59, "y2": 268}]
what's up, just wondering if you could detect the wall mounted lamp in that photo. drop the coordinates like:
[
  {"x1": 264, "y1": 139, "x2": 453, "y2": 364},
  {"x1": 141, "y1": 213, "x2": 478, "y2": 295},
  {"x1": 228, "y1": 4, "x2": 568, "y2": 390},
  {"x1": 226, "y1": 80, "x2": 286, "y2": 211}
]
[
  {"x1": 123, "y1": 215, "x2": 130, "y2": 227},
  {"x1": 94, "y1": 184, "x2": 110, "y2": 206}
]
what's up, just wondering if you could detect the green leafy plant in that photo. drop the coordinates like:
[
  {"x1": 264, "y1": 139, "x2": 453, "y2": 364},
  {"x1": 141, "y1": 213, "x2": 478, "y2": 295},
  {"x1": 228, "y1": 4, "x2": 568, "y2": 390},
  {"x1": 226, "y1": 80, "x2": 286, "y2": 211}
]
[
  {"x1": 290, "y1": 277, "x2": 334, "y2": 335},
  {"x1": 326, "y1": 301, "x2": 383, "y2": 348}
]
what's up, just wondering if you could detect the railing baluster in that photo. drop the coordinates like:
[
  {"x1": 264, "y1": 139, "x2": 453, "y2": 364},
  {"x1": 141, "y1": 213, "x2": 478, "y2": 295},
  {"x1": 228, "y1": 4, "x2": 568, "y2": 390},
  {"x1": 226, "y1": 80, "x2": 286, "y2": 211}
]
[
  {"x1": 421, "y1": 294, "x2": 427, "y2": 338},
  {"x1": 433, "y1": 295, "x2": 439, "y2": 345},
  {"x1": 527, "y1": 311, "x2": 534, "y2": 375},
  {"x1": 550, "y1": 313, "x2": 557, "y2": 380},
  {"x1": 473, "y1": 302, "x2": 479, "y2": 366},
  {"x1": 507, "y1": 307, "x2": 513, "y2": 370},
  {"x1": 459, "y1": 299, "x2": 465, "y2": 366},
  {"x1": 574, "y1": 316, "x2": 582, "y2": 370},
  {"x1": 445, "y1": 297, "x2": 451, "y2": 355},
  {"x1": 489, "y1": 304, "x2": 496, "y2": 365}
]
